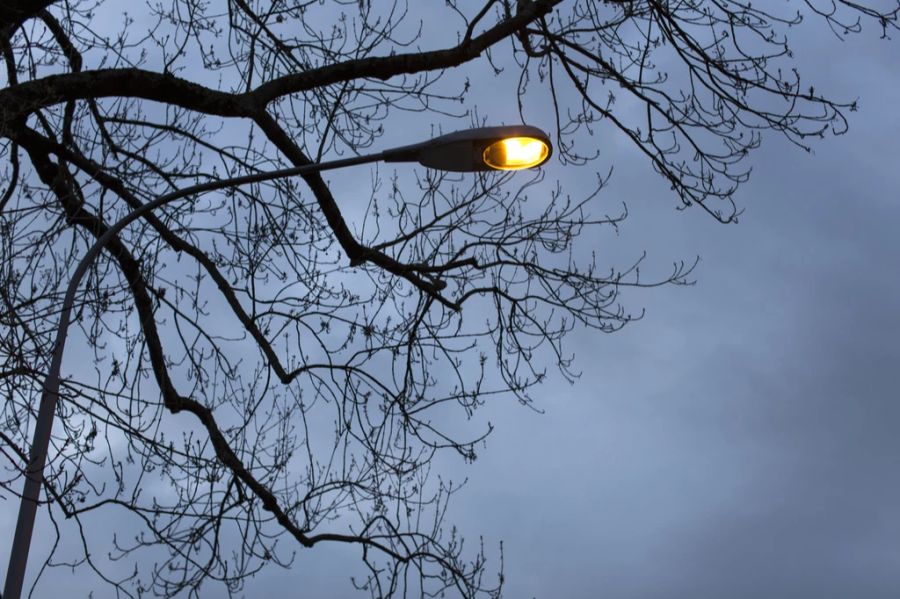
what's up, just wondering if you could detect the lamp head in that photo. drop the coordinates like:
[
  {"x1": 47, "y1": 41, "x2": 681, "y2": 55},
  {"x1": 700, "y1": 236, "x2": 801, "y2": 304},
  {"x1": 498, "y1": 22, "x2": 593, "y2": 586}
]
[{"x1": 383, "y1": 125, "x2": 552, "y2": 172}]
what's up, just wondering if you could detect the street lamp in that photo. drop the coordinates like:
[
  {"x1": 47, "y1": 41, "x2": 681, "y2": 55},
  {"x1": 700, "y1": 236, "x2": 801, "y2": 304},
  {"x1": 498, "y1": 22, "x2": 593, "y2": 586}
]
[
  {"x1": 3, "y1": 125, "x2": 552, "y2": 599},
  {"x1": 384, "y1": 124, "x2": 551, "y2": 171}
]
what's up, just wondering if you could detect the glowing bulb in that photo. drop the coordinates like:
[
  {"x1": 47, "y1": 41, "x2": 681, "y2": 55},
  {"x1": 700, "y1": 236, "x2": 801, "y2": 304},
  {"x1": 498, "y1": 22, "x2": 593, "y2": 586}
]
[{"x1": 482, "y1": 137, "x2": 550, "y2": 170}]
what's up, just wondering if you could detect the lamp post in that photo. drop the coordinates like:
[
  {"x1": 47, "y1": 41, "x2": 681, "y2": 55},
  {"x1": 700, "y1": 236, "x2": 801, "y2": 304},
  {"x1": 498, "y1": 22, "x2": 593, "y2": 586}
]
[{"x1": 3, "y1": 125, "x2": 551, "y2": 599}]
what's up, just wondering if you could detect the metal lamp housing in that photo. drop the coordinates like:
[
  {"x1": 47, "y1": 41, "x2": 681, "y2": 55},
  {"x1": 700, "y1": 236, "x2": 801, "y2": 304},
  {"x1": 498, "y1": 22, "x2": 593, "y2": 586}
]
[{"x1": 383, "y1": 125, "x2": 552, "y2": 172}]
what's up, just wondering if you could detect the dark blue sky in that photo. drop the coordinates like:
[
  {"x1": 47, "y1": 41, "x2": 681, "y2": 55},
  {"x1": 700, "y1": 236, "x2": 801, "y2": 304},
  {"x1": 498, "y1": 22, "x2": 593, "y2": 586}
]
[
  {"x1": 247, "y1": 13, "x2": 900, "y2": 599},
  {"x1": 457, "y1": 25, "x2": 900, "y2": 599}
]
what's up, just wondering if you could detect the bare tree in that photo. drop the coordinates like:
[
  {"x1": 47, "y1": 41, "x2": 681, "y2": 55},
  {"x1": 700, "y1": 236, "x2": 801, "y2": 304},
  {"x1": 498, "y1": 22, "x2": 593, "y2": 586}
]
[{"x1": 0, "y1": 0, "x2": 896, "y2": 596}]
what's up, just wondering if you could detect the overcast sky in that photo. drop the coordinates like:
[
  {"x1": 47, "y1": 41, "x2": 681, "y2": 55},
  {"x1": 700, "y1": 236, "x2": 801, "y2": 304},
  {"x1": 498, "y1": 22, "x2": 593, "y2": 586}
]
[
  {"x1": 461, "y1": 24, "x2": 900, "y2": 599},
  {"x1": 250, "y1": 13, "x2": 900, "y2": 599},
  {"x1": 2, "y1": 5, "x2": 899, "y2": 599}
]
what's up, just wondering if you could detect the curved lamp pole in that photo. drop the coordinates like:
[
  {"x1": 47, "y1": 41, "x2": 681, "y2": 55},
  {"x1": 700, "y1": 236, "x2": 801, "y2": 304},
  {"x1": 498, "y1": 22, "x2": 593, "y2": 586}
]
[{"x1": 3, "y1": 125, "x2": 551, "y2": 599}]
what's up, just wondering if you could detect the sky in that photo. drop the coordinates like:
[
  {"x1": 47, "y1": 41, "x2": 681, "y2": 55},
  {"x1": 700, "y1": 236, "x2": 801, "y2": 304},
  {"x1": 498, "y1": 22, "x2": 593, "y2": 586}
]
[
  {"x1": 455, "y1": 24, "x2": 900, "y2": 599},
  {"x1": 2, "y1": 4, "x2": 899, "y2": 598},
  {"x1": 250, "y1": 11, "x2": 900, "y2": 599}
]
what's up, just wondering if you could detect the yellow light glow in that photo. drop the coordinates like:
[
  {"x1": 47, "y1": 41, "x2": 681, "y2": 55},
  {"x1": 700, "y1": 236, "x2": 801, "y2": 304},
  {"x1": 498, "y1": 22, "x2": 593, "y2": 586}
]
[{"x1": 482, "y1": 137, "x2": 550, "y2": 170}]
